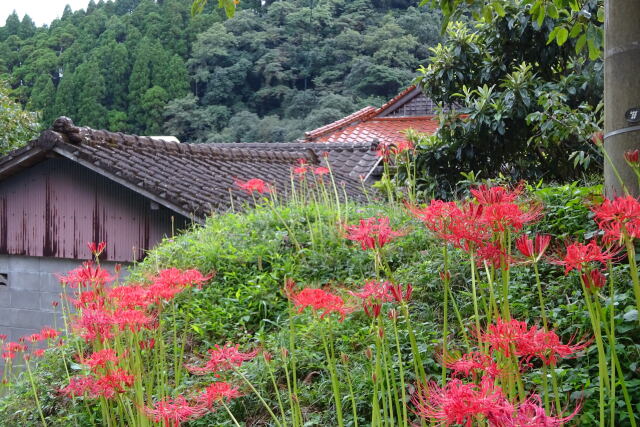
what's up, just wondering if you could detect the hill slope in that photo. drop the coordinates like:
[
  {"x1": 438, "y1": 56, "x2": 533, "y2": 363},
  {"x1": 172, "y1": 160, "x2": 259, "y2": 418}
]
[{"x1": 0, "y1": 0, "x2": 442, "y2": 142}]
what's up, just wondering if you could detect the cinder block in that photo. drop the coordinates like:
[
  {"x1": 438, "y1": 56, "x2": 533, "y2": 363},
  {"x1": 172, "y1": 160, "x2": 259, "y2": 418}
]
[
  {"x1": 0, "y1": 288, "x2": 10, "y2": 307},
  {"x1": 9, "y1": 272, "x2": 43, "y2": 291},
  {"x1": 8, "y1": 256, "x2": 40, "y2": 273},
  {"x1": 10, "y1": 290, "x2": 42, "y2": 310},
  {"x1": 39, "y1": 292, "x2": 62, "y2": 312}
]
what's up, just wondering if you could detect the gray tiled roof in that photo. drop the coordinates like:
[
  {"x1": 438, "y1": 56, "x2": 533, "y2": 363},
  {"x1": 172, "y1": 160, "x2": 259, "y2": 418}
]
[{"x1": 0, "y1": 118, "x2": 375, "y2": 221}]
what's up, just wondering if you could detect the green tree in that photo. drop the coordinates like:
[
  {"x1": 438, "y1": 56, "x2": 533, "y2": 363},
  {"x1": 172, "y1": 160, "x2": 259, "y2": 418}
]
[
  {"x1": 0, "y1": 79, "x2": 39, "y2": 154},
  {"x1": 28, "y1": 75, "x2": 57, "y2": 124},
  {"x1": 413, "y1": 3, "x2": 602, "y2": 195}
]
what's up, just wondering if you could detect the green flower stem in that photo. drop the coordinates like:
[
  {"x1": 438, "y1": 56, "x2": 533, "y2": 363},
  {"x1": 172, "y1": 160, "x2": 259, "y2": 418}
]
[
  {"x1": 623, "y1": 236, "x2": 640, "y2": 322},
  {"x1": 378, "y1": 317, "x2": 398, "y2": 426},
  {"x1": 499, "y1": 232, "x2": 512, "y2": 320},
  {"x1": 221, "y1": 400, "x2": 242, "y2": 427},
  {"x1": 581, "y1": 278, "x2": 608, "y2": 427},
  {"x1": 532, "y1": 262, "x2": 561, "y2": 413},
  {"x1": 400, "y1": 303, "x2": 427, "y2": 382},
  {"x1": 442, "y1": 245, "x2": 450, "y2": 384},
  {"x1": 469, "y1": 251, "x2": 483, "y2": 349},
  {"x1": 264, "y1": 358, "x2": 287, "y2": 426},
  {"x1": 25, "y1": 358, "x2": 47, "y2": 426},
  {"x1": 391, "y1": 316, "x2": 408, "y2": 427},
  {"x1": 343, "y1": 359, "x2": 359, "y2": 427},
  {"x1": 234, "y1": 367, "x2": 283, "y2": 427},
  {"x1": 319, "y1": 322, "x2": 344, "y2": 427},
  {"x1": 448, "y1": 285, "x2": 471, "y2": 350}
]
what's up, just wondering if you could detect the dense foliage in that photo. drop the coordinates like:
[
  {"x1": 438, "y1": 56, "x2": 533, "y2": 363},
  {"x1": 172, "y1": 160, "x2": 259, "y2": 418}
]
[
  {"x1": 0, "y1": 0, "x2": 442, "y2": 141},
  {"x1": 0, "y1": 79, "x2": 39, "y2": 154},
  {"x1": 411, "y1": 0, "x2": 603, "y2": 196},
  {"x1": 1, "y1": 181, "x2": 639, "y2": 425}
]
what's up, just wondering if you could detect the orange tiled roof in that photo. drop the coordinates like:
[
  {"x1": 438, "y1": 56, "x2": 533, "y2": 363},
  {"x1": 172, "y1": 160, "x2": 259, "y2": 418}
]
[
  {"x1": 310, "y1": 116, "x2": 440, "y2": 144},
  {"x1": 304, "y1": 85, "x2": 442, "y2": 144}
]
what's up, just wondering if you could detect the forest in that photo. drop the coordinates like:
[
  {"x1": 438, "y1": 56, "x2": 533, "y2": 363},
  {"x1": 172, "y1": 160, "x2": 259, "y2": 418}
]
[{"x1": 0, "y1": 0, "x2": 442, "y2": 142}]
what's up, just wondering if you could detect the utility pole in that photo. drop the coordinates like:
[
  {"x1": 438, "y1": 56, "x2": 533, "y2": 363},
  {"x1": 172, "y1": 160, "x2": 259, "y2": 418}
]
[{"x1": 603, "y1": 0, "x2": 640, "y2": 196}]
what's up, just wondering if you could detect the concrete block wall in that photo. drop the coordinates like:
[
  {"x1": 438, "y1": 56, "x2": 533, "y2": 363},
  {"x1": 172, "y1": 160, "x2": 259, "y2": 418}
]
[{"x1": 0, "y1": 255, "x2": 126, "y2": 367}]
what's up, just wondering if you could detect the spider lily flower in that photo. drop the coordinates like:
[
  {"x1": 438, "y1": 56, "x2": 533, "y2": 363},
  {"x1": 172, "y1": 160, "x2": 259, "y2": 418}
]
[
  {"x1": 288, "y1": 287, "x2": 354, "y2": 321},
  {"x1": 188, "y1": 344, "x2": 257, "y2": 375},
  {"x1": 345, "y1": 217, "x2": 405, "y2": 251},
  {"x1": 556, "y1": 240, "x2": 618, "y2": 274},
  {"x1": 196, "y1": 382, "x2": 242, "y2": 408},
  {"x1": 515, "y1": 234, "x2": 551, "y2": 263},
  {"x1": 143, "y1": 396, "x2": 206, "y2": 426},
  {"x1": 592, "y1": 195, "x2": 640, "y2": 243},
  {"x1": 235, "y1": 178, "x2": 271, "y2": 194}
]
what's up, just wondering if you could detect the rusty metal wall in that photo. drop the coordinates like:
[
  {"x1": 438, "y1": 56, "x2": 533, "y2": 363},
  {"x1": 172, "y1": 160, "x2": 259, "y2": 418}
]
[{"x1": 0, "y1": 158, "x2": 191, "y2": 262}]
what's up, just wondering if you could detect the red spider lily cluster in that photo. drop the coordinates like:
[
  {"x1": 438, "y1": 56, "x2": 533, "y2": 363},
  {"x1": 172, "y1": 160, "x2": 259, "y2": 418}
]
[
  {"x1": 235, "y1": 178, "x2": 271, "y2": 194},
  {"x1": 344, "y1": 216, "x2": 405, "y2": 251},
  {"x1": 1, "y1": 326, "x2": 61, "y2": 361},
  {"x1": 480, "y1": 318, "x2": 590, "y2": 366},
  {"x1": 414, "y1": 317, "x2": 585, "y2": 426},
  {"x1": 413, "y1": 378, "x2": 579, "y2": 427},
  {"x1": 285, "y1": 281, "x2": 355, "y2": 321},
  {"x1": 188, "y1": 344, "x2": 258, "y2": 375}
]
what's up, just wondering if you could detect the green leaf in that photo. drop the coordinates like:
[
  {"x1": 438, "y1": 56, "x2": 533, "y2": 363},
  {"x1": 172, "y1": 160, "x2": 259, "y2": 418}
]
[
  {"x1": 623, "y1": 309, "x2": 638, "y2": 322},
  {"x1": 536, "y1": 5, "x2": 546, "y2": 27},
  {"x1": 547, "y1": 27, "x2": 558, "y2": 45},
  {"x1": 575, "y1": 33, "x2": 587, "y2": 54},
  {"x1": 546, "y1": 3, "x2": 559, "y2": 19},
  {"x1": 569, "y1": 22, "x2": 583, "y2": 38},
  {"x1": 492, "y1": 1, "x2": 505, "y2": 17},
  {"x1": 191, "y1": 0, "x2": 207, "y2": 16},
  {"x1": 482, "y1": 5, "x2": 493, "y2": 22},
  {"x1": 587, "y1": 38, "x2": 600, "y2": 60},
  {"x1": 556, "y1": 27, "x2": 569, "y2": 46}
]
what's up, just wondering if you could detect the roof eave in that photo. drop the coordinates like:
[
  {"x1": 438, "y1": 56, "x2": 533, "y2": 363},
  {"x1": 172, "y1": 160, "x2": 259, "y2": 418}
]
[{"x1": 52, "y1": 146, "x2": 206, "y2": 224}]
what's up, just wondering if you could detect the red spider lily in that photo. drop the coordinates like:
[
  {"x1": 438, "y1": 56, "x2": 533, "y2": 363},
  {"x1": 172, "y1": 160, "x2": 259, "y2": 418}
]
[
  {"x1": 0, "y1": 334, "x2": 6, "y2": 341},
  {"x1": 515, "y1": 234, "x2": 551, "y2": 262},
  {"x1": 139, "y1": 338, "x2": 156, "y2": 350},
  {"x1": 556, "y1": 240, "x2": 618, "y2": 274},
  {"x1": 293, "y1": 158, "x2": 309, "y2": 176},
  {"x1": 476, "y1": 242, "x2": 508, "y2": 269},
  {"x1": 189, "y1": 344, "x2": 257, "y2": 375},
  {"x1": 2, "y1": 351, "x2": 15, "y2": 360},
  {"x1": 391, "y1": 139, "x2": 415, "y2": 155},
  {"x1": 143, "y1": 396, "x2": 206, "y2": 427},
  {"x1": 376, "y1": 142, "x2": 393, "y2": 162},
  {"x1": 446, "y1": 203, "x2": 492, "y2": 251},
  {"x1": 235, "y1": 178, "x2": 270, "y2": 194},
  {"x1": 412, "y1": 378, "x2": 512, "y2": 426},
  {"x1": 114, "y1": 309, "x2": 155, "y2": 332},
  {"x1": 445, "y1": 351, "x2": 500, "y2": 379},
  {"x1": 39, "y1": 327, "x2": 59, "y2": 340},
  {"x1": 349, "y1": 280, "x2": 394, "y2": 303},
  {"x1": 3, "y1": 342, "x2": 27, "y2": 353},
  {"x1": 57, "y1": 261, "x2": 113, "y2": 289},
  {"x1": 108, "y1": 285, "x2": 154, "y2": 309},
  {"x1": 405, "y1": 200, "x2": 461, "y2": 241},
  {"x1": 27, "y1": 333, "x2": 42, "y2": 343},
  {"x1": 479, "y1": 201, "x2": 542, "y2": 233},
  {"x1": 82, "y1": 349, "x2": 120, "y2": 373},
  {"x1": 471, "y1": 185, "x2": 523, "y2": 205},
  {"x1": 72, "y1": 309, "x2": 116, "y2": 342},
  {"x1": 314, "y1": 166, "x2": 330, "y2": 176},
  {"x1": 87, "y1": 241, "x2": 106, "y2": 256},
  {"x1": 61, "y1": 369, "x2": 135, "y2": 400},
  {"x1": 364, "y1": 302, "x2": 382, "y2": 318},
  {"x1": 68, "y1": 289, "x2": 107, "y2": 310},
  {"x1": 196, "y1": 382, "x2": 242, "y2": 408},
  {"x1": 581, "y1": 269, "x2": 607, "y2": 290},
  {"x1": 592, "y1": 195, "x2": 640, "y2": 242},
  {"x1": 288, "y1": 287, "x2": 354, "y2": 321},
  {"x1": 151, "y1": 268, "x2": 212, "y2": 289},
  {"x1": 33, "y1": 349, "x2": 46, "y2": 358},
  {"x1": 345, "y1": 217, "x2": 404, "y2": 251},
  {"x1": 590, "y1": 131, "x2": 603, "y2": 146},
  {"x1": 625, "y1": 149, "x2": 640, "y2": 165},
  {"x1": 481, "y1": 318, "x2": 590, "y2": 366},
  {"x1": 510, "y1": 394, "x2": 580, "y2": 426},
  {"x1": 388, "y1": 282, "x2": 412, "y2": 303}
]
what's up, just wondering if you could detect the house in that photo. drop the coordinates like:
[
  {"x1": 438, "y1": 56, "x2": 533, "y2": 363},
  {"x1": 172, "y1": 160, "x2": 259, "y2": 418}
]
[
  {"x1": 0, "y1": 117, "x2": 378, "y2": 345},
  {"x1": 304, "y1": 85, "x2": 443, "y2": 145}
]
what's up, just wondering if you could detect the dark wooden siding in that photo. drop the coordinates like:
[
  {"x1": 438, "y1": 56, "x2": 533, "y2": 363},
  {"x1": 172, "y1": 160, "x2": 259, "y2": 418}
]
[{"x1": 0, "y1": 158, "x2": 191, "y2": 262}]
